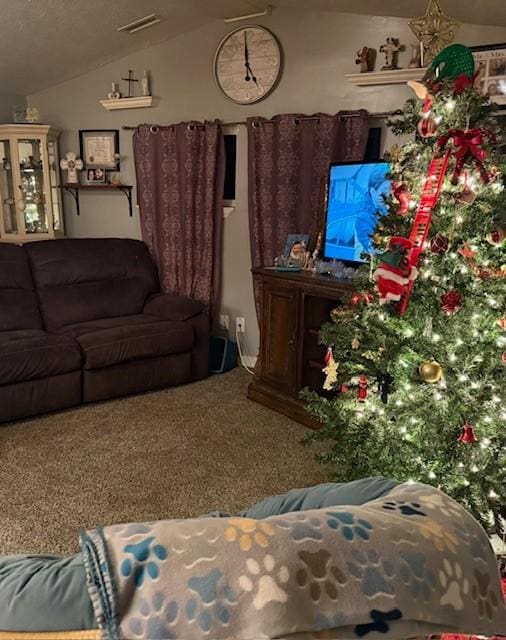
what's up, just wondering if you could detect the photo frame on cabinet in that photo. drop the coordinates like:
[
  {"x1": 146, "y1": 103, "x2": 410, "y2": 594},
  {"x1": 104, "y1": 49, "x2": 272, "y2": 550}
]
[
  {"x1": 284, "y1": 234, "x2": 310, "y2": 263},
  {"x1": 79, "y1": 129, "x2": 120, "y2": 169},
  {"x1": 470, "y1": 44, "x2": 506, "y2": 109}
]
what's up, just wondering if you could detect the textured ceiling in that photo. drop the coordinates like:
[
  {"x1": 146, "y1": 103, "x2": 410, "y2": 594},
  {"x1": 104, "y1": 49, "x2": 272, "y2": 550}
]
[
  {"x1": 0, "y1": 0, "x2": 260, "y2": 95},
  {"x1": 276, "y1": 0, "x2": 506, "y2": 26},
  {"x1": 2, "y1": 0, "x2": 506, "y2": 96}
]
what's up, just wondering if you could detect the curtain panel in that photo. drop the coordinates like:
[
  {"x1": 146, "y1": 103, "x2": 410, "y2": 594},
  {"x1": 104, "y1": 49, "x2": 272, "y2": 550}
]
[
  {"x1": 247, "y1": 111, "x2": 369, "y2": 293},
  {"x1": 133, "y1": 121, "x2": 225, "y2": 319}
]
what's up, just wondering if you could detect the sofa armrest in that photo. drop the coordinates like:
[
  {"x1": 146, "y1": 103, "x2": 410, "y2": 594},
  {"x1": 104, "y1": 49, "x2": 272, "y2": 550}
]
[{"x1": 143, "y1": 293, "x2": 205, "y2": 322}]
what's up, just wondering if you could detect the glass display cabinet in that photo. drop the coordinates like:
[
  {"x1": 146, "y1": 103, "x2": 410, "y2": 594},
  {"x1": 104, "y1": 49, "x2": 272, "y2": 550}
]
[{"x1": 0, "y1": 124, "x2": 64, "y2": 242}]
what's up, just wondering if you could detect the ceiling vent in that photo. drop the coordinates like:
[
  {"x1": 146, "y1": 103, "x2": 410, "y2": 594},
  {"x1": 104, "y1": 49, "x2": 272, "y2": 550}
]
[{"x1": 116, "y1": 14, "x2": 162, "y2": 34}]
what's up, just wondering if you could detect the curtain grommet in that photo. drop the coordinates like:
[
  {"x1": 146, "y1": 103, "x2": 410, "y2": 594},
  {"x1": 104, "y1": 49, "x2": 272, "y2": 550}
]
[{"x1": 150, "y1": 126, "x2": 159, "y2": 134}]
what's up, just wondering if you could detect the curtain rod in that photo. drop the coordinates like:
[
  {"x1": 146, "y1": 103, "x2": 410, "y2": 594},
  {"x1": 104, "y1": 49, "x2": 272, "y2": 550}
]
[{"x1": 121, "y1": 110, "x2": 402, "y2": 131}]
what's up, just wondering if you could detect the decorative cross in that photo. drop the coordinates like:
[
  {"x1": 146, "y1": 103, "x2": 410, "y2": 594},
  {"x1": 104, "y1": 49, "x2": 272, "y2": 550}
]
[
  {"x1": 380, "y1": 38, "x2": 402, "y2": 70},
  {"x1": 60, "y1": 152, "x2": 83, "y2": 184},
  {"x1": 121, "y1": 69, "x2": 138, "y2": 98}
]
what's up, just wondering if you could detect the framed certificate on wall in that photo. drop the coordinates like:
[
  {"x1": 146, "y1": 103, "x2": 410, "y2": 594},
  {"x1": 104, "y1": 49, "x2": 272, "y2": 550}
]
[
  {"x1": 471, "y1": 43, "x2": 506, "y2": 109},
  {"x1": 79, "y1": 129, "x2": 120, "y2": 169}
]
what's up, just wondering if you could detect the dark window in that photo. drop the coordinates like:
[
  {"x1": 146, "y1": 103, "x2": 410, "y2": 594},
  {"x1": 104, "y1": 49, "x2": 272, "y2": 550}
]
[
  {"x1": 364, "y1": 126, "x2": 382, "y2": 162},
  {"x1": 224, "y1": 134, "x2": 237, "y2": 201}
]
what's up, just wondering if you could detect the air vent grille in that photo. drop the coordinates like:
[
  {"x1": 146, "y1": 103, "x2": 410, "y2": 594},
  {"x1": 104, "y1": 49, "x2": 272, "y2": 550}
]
[{"x1": 117, "y1": 14, "x2": 162, "y2": 34}]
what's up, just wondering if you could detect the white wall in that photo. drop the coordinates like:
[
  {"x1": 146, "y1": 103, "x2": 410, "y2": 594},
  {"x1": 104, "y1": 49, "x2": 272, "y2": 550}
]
[{"x1": 27, "y1": 8, "x2": 506, "y2": 357}]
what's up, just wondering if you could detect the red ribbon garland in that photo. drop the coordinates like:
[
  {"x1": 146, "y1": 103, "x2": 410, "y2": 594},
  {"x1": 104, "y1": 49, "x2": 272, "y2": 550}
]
[{"x1": 437, "y1": 128, "x2": 496, "y2": 185}]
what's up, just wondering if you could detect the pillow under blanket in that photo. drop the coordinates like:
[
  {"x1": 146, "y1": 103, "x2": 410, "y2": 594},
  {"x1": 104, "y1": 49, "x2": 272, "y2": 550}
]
[{"x1": 81, "y1": 481, "x2": 506, "y2": 640}]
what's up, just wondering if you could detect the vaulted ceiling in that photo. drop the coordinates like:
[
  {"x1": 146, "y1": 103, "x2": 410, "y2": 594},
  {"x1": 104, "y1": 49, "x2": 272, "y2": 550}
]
[{"x1": 2, "y1": 0, "x2": 506, "y2": 96}]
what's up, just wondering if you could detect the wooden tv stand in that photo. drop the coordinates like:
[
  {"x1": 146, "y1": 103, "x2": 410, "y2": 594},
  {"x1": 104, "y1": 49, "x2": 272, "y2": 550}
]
[{"x1": 248, "y1": 267, "x2": 354, "y2": 428}]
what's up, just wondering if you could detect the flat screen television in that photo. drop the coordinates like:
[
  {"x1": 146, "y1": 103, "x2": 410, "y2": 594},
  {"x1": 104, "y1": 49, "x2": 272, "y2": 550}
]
[{"x1": 323, "y1": 160, "x2": 391, "y2": 263}]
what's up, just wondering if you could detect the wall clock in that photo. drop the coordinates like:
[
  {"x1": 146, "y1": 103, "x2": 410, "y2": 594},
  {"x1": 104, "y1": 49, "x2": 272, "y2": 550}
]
[{"x1": 214, "y1": 25, "x2": 282, "y2": 104}]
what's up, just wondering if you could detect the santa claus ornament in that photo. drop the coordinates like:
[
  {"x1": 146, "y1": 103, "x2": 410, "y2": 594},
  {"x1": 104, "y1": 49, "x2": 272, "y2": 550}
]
[{"x1": 373, "y1": 236, "x2": 418, "y2": 304}]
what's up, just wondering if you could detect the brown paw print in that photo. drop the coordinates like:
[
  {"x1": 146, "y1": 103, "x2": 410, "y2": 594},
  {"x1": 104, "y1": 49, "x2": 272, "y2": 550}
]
[
  {"x1": 471, "y1": 569, "x2": 499, "y2": 620},
  {"x1": 295, "y1": 549, "x2": 347, "y2": 602}
]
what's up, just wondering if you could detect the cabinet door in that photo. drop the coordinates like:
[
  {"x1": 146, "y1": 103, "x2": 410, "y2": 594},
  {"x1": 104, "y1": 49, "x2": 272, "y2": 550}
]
[
  {"x1": 260, "y1": 283, "x2": 299, "y2": 394},
  {"x1": 16, "y1": 137, "x2": 50, "y2": 235},
  {"x1": 47, "y1": 138, "x2": 64, "y2": 234},
  {"x1": 0, "y1": 139, "x2": 19, "y2": 236}
]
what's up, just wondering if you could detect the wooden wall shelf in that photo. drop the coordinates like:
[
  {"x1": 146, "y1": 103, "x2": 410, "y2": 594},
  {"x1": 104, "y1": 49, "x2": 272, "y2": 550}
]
[
  {"x1": 100, "y1": 96, "x2": 153, "y2": 110},
  {"x1": 346, "y1": 67, "x2": 427, "y2": 86},
  {"x1": 59, "y1": 184, "x2": 133, "y2": 217}
]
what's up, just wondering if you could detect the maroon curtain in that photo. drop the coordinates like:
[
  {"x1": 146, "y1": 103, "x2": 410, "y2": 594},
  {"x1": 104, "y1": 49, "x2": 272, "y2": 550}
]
[
  {"x1": 247, "y1": 111, "x2": 369, "y2": 282},
  {"x1": 133, "y1": 121, "x2": 225, "y2": 318}
]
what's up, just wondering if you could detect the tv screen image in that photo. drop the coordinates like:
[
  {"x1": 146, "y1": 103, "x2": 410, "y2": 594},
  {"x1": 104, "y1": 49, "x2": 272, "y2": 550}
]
[{"x1": 324, "y1": 161, "x2": 391, "y2": 263}]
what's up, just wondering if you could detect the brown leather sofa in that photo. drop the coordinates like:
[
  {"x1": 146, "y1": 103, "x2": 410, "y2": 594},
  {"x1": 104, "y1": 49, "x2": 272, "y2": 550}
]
[{"x1": 0, "y1": 238, "x2": 209, "y2": 423}]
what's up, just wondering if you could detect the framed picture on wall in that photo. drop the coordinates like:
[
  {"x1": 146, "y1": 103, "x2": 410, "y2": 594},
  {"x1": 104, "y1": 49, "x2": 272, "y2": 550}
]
[
  {"x1": 470, "y1": 44, "x2": 506, "y2": 109},
  {"x1": 79, "y1": 129, "x2": 120, "y2": 169}
]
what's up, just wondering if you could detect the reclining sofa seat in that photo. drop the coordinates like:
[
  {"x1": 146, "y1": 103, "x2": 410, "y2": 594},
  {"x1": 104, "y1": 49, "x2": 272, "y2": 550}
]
[
  {"x1": 24, "y1": 239, "x2": 209, "y2": 404},
  {"x1": 0, "y1": 238, "x2": 209, "y2": 423},
  {"x1": 0, "y1": 244, "x2": 81, "y2": 422}
]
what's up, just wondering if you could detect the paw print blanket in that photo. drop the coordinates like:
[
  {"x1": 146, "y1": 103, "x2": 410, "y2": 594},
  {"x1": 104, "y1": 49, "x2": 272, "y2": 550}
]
[{"x1": 80, "y1": 482, "x2": 506, "y2": 640}]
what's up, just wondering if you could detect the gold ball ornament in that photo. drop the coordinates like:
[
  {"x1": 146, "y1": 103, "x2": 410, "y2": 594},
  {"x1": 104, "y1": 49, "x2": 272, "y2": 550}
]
[{"x1": 419, "y1": 360, "x2": 443, "y2": 383}]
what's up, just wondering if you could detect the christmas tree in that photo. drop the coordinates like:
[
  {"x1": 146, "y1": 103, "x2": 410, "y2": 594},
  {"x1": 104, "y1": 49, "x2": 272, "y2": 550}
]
[{"x1": 305, "y1": 45, "x2": 506, "y2": 535}]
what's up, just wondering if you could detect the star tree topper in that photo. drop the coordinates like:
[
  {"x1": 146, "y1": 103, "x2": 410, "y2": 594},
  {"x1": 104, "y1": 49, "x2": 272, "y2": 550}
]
[{"x1": 409, "y1": 0, "x2": 459, "y2": 64}]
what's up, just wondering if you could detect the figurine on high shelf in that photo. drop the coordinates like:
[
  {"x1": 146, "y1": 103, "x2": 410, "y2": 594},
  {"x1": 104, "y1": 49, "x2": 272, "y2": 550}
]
[
  {"x1": 355, "y1": 47, "x2": 375, "y2": 73},
  {"x1": 379, "y1": 37, "x2": 403, "y2": 70}
]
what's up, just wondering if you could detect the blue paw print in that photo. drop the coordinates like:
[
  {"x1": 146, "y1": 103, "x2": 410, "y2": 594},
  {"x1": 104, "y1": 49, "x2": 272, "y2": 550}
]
[
  {"x1": 120, "y1": 536, "x2": 168, "y2": 587},
  {"x1": 128, "y1": 591, "x2": 178, "y2": 639},
  {"x1": 398, "y1": 551, "x2": 436, "y2": 602},
  {"x1": 382, "y1": 501, "x2": 426, "y2": 517},
  {"x1": 347, "y1": 548, "x2": 395, "y2": 597},
  {"x1": 326, "y1": 511, "x2": 373, "y2": 541},
  {"x1": 185, "y1": 568, "x2": 237, "y2": 632}
]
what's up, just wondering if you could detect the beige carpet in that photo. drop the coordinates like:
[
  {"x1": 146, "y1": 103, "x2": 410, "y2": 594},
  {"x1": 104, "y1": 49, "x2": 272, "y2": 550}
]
[{"x1": 0, "y1": 369, "x2": 327, "y2": 556}]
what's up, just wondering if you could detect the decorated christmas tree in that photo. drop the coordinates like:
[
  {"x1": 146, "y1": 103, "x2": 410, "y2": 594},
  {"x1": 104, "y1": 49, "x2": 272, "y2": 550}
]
[{"x1": 305, "y1": 45, "x2": 506, "y2": 535}]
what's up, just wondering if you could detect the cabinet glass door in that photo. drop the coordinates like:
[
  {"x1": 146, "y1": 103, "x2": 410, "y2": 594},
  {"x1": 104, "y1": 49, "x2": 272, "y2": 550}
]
[
  {"x1": 17, "y1": 138, "x2": 48, "y2": 234},
  {"x1": 0, "y1": 140, "x2": 18, "y2": 234},
  {"x1": 47, "y1": 139, "x2": 62, "y2": 231}
]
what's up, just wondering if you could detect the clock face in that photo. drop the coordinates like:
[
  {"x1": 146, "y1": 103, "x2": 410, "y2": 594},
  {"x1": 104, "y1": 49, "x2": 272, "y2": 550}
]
[{"x1": 214, "y1": 25, "x2": 282, "y2": 104}]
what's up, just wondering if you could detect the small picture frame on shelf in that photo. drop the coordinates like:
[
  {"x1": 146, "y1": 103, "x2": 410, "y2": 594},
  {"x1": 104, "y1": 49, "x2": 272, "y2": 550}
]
[
  {"x1": 470, "y1": 43, "x2": 506, "y2": 109},
  {"x1": 85, "y1": 168, "x2": 106, "y2": 184},
  {"x1": 79, "y1": 129, "x2": 120, "y2": 169}
]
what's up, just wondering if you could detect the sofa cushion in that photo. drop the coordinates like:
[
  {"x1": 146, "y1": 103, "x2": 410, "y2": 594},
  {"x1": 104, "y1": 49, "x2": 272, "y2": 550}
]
[
  {"x1": 143, "y1": 293, "x2": 205, "y2": 321},
  {"x1": 0, "y1": 330, "x2": 82, "y2": 385},
  {"x1": 60, "y1": 316, "x2": 194, "y2": 370},
  {"x1": 24, "y1": 239, "x2": 159, "y2": 331},
  {"x1": 0, "y1": 243, "x2": 42, "y2": 331}
]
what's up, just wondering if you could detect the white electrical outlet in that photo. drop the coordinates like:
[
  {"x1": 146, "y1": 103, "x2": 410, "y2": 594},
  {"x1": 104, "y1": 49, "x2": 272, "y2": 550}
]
[
  {"x1": 236, "y1": 316, "x2": 245, "y2": 333},
  {"x1": 220, "y1": 314, "x2": 230, "y2": 331}
]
